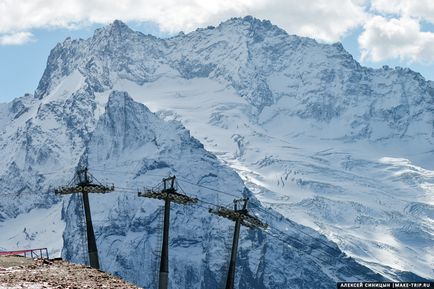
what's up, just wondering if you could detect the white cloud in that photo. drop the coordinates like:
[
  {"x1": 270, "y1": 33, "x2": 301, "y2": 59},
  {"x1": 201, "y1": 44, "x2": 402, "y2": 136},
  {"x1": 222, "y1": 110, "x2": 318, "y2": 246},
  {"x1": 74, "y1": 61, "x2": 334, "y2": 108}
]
[
  {"x1": 0, "y1": 0, "x2": 367, "y2": 42},
  {"x1": 371, "y1": 0, "x2": 434, "y2": 23},
  {"x1": 359, "y1": 16, "x2": 434, "y2": 63},
  {"x1": 0, "y1": 0, "x2": 432, "y2": 63},
  {"x1": 248, "y1": 0, "x2": 367, "y2": 42},
  {"x1": 0, "y1": 32, "x2": 34, "y2": 45}
]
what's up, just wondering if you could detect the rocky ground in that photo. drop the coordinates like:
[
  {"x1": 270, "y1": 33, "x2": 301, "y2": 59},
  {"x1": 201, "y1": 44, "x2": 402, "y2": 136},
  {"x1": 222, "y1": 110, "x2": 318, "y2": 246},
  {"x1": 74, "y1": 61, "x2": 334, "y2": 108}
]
[{"x1": 0, "y1": 256, "x2": 142, "y2": 288}]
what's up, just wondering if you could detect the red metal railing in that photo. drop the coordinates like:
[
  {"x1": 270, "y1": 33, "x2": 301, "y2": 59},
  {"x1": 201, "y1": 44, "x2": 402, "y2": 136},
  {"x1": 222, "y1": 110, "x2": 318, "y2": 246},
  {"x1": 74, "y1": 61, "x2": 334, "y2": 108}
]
[{"x1": 0, "y1": 248, "x2": 49, "y2": 259}]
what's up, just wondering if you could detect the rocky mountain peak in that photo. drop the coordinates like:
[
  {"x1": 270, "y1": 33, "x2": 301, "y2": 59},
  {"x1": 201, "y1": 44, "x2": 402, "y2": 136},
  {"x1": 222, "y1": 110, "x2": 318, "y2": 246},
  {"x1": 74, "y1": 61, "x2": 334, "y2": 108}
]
[
  {"x1": 92, "y1": 19, "x2": 135, "y2": 39},
  {"x1": 33, "y1": 16, "x2": 434, "y2": 137},
  {"x1": 219, "y1": 16, "x2": 285, "y2": 35}
]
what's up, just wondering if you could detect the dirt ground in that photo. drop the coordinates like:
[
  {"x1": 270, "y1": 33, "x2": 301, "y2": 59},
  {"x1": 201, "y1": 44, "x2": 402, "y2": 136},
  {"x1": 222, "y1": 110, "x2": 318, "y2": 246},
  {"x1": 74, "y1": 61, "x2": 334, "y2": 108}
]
[
  {"x1": 0, "y1": 256, "x2": 35, "y2": 267},
  {"x1": 0, "y1": 256, "x2": 142, "y2": 289}
]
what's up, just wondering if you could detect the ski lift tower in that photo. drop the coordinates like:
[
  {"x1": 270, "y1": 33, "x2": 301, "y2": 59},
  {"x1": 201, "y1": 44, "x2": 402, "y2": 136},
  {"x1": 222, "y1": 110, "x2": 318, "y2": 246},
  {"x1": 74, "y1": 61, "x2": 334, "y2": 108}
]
[
  {"x1": 138, "y1": 176, "x2": 198, "y2": 289},
  {"x1": 209, "y1": 198, "x2": 267, "y2": 289},
  {"x1": 55, "y1": 166, "x2": 114, "y2": 269}
]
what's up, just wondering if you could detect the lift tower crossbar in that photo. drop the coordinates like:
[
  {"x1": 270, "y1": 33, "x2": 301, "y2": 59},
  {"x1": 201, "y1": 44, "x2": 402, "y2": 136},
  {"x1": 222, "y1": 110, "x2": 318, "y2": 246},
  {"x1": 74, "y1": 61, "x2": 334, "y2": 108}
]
[
  {"x1": 55, "y1": 167, "x2": 114, "y2": 269},
  {"x1": 138, "y1": 176, "x2": 197, "y2": 289},
  {"x1": 209, "y1": 198, "x2": 267, "y2": 289}
]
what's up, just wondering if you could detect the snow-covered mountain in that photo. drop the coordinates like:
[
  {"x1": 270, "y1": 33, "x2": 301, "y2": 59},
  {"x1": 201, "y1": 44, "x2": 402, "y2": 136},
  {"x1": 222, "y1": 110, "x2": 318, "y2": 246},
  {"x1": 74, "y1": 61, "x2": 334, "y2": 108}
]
[
  {"x1": 0, "y1": 90, "x2": 384, "y2": 288},
  {"x1": 1, "y1": 16, "x2": 433, "y2": 287}
]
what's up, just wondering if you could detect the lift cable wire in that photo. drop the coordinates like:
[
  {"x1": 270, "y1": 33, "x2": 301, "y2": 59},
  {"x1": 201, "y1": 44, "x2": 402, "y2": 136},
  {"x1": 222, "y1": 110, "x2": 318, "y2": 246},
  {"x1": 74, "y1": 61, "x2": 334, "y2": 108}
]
[
  {"x1": 89, "y1": 167, "x2": 241, "y2": 199},
  {"x1": 154, "y1": 177, "x2": 348, "y2": 259},
  {"x1": 170, "y1": 178, "x2": 344, "y2": 258},
  {"x1": 187, "y1": 194, "x2": 380, "y2": 280},
  {"x1": 262, "y1": 227, "x2": 384, "y2": 280},
  {"x1": 89, "y1": 168, "x2": 168, "y2": 179},
  {"x1": 262, "y1": 227, "x2": 337, "y2": 267},
  {"x1": 191, "y1": 196, "x2": 345, "y2": 268},
  {"x1": 0, "y1": 168, "x2": 340, "y2": 253},
  {"x1": 1, "y1": 168, "x2": 370, "y2": 276},
  {"x1": 79, "y1": 177, "x2": 379, "y2": 280},
  {"x1": 176, "y1": 178, "x2": 240, "y2": 199},
  {"x1": 156, "y1": 181, "x2": 354, "y2": 274},
  {"x1": 85, "y1": 184, "x2": 357, "y2": 274},
  {"x1": 62, "y1": 173, "x2": 352, "y2": 260},
  {"x1": 159, "y1": 181, "x2": 345, "y2": 270},
  {"x1": 247, "y1": 202, "x2": 343, "y2": 256},
  {"x1": 0, "y1": 166, "x2": 103, "y2": 197},
  {"x1": 97, "y1": 184, "x2": 376, "y2": 280},
  {"x1": 0, "y1": 169, "x2": 358, "y2": 262},
  {"x1": 181, "y1": 193, "x2": 365, "y2": 277}
]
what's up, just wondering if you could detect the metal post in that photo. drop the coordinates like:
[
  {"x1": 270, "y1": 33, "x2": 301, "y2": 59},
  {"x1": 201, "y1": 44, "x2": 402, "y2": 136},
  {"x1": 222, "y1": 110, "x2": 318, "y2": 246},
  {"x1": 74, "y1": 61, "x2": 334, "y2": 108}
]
[
  {"x1": 55, "y1": 167, "x2": 114, "y2": 269},
  {"x1": 138, "y1": 175, "x2": 197, "y2": 289},
  {"x1": 137, "y1": 176, "x2": 197, "y2": 289},
  {"x1": 208, "y1": 198, "x2": 267, "y2": 289},
  {"x1": 159, "y1": 198, "x2": 171, "y2": 289},
  {"x1": 82, "y1": 191, "x2": 100, "y2": 269},
  {"x1": 225, "y1": 217, "x2": 241, "y2": 289}
]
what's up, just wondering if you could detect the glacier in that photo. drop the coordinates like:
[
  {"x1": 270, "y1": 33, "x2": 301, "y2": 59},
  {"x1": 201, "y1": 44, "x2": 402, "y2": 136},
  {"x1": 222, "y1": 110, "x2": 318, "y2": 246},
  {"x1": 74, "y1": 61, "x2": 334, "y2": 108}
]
[{"x1": 1, "y1": 16, "x2": 433, "y2": 288}]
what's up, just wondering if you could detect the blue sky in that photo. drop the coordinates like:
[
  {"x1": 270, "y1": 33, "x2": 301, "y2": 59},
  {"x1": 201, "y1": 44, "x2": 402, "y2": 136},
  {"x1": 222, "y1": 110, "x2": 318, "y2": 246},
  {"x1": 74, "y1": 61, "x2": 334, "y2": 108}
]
[
  {"x1": 0, "y1": 27, "x2": 98, "y2": 101},
  {"x1": 1, "y1": 0, "x2": 434, "y2": 102}
]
